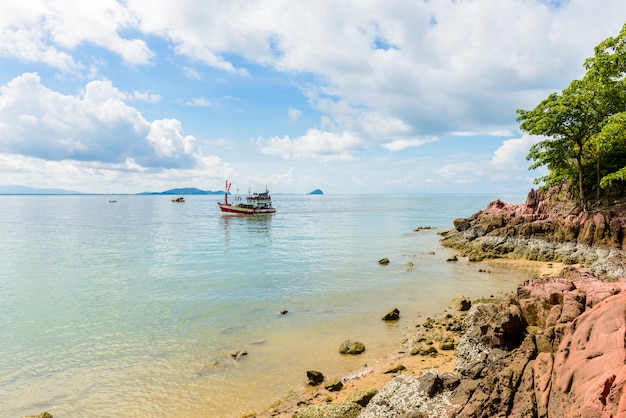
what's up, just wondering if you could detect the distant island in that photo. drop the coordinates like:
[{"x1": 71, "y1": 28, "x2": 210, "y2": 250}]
[
  {"x1": 308, "y1": 189, "x2": 323, "y2": 195},
  {"x1": 138, "y1": 187, "x2": 223, "y2": 195}
]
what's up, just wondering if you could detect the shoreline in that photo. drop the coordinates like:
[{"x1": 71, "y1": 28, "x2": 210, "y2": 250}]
[{"x1": 251, "y1": 256, "x2": 560, "y2": 417}]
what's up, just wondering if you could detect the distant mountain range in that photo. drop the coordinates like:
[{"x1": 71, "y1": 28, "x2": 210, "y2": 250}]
[
  {"x1": 138, "y1": 187, "x2": 224, "y2": 195},
  {"x1": 0, "y1": 186, "x2": 225, "y2": 195},
  {"x1": 0, "y1": 185, "x2": 323, "y2": 195},
  {"x1": 0, "y1": 185, "x2": 88, "y2": 195}
]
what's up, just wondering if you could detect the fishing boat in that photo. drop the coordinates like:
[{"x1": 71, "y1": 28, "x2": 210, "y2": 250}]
[
  {"x1": 217, "y1": 180, "x2": 276, "y2": 215},
  {"x1": 171, "y1": 197, "x2": 185, "y2": 202}
]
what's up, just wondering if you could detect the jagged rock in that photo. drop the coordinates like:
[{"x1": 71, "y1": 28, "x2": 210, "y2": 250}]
[
  {"x1": 307, "y1": 370, "x2": 324, "y2": 386},
  {"x1": 455, "y1": 334, "x2": 538, "y2": 417},
  {"x1": 339, "y1": 340, "x2": 365, "y2": 355},
  {"x1": 360, "y1": 373, "x2": 455, "y2": 418},
  {"x1": 382, "y1": 308, "x2": 400, "y2": 320},
  {"x1": 547, "y1": 293, "x2": 626, "y2": 417},
  {"x1": 440, "y1": 186, "x2": 626, "y2": 279},
  {"x1": 455, "y1": 297, "x2": 525, "y2": 376}
]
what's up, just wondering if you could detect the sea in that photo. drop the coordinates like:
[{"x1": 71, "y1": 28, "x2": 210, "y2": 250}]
[{"x1": 1, "y1": 193, "x2": 531, "y2": 417}]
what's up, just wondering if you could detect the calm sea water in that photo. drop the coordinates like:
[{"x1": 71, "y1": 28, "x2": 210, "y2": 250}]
[{"x1": 1, "y1": 194, "x2": 529, "y2": 417}]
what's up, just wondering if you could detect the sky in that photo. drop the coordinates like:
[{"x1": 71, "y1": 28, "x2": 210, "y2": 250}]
[{"x1": 0, "y1": 0, "x2": 625, "y2": 195}]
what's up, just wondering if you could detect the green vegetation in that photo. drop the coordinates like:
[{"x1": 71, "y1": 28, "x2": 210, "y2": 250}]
[{"x1": 517, "y1": 23, "x2": 626, "y2": 208}]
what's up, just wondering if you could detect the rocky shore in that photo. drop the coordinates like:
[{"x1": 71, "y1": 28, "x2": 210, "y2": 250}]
[
  {"x1": 440, "y1": 185, "x2": 626, "y2": 279},
  {"x1": 250, "y1": 188, "x2": 626, "y2": 418}
]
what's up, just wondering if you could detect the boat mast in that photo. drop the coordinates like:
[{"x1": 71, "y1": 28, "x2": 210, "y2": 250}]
[{"x1": 224, "y1": 180, "x2": 231, "y2": 205}]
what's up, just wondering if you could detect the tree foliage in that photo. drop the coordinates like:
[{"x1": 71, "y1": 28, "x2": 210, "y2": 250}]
[{"x1": 517, "y1": 23, "x2": 626, "y2": 207}]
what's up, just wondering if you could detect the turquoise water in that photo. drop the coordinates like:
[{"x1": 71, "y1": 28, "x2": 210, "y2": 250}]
[{"x1": 0, "y1": 194, "x2": 528, "y2": 417}]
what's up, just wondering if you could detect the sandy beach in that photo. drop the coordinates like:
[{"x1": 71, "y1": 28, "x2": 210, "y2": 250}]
[{"x1": 249, "y1": 257, "x2": 564, "y2": 417}]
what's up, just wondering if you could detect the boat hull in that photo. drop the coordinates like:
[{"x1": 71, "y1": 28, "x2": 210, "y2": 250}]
[{"x1": 218, "y1": 203, "x2": 276, "y2": 215}]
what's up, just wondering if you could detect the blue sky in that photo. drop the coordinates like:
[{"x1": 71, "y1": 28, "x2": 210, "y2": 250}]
[{"x1": 0, "y1": 0, "x2": 625, "y2": 194}]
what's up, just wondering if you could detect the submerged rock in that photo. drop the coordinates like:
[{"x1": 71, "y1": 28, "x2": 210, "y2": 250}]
[
  {"x1": 339, "y1": 340, "x2": 366, "y2": 355},
  {"x1": 230, "y1": 349, "x2": 248, "y2": 359},
  {"x1": 306, "y1": 370, "x2": 324, "y2": 386},
  {"x1": 382, "y1": 308, "x2": 400, "y2": 321},
  {"x1": 451, "y1": 295, "x2": 472, "y2": 311}
]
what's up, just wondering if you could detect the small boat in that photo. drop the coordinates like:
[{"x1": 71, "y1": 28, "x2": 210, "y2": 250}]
[
  {"x1": 218, "y1": 180, "x2": 276, "y2": 215},
  {"x1": 171, "y1": 197, "x2": 185, "y2": 203}
]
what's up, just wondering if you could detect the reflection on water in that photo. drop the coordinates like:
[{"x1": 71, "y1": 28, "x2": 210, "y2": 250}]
[{"x1": 220, "y1": 213, "x2": 273, "y2": 247}]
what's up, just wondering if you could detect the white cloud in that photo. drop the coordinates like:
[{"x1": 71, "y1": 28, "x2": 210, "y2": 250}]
[
  {"x1": 2, "y1": 0, "x2": 624, "y2": 141},
  {"x1": 382, "y1": 137, "x2": 438, "y2": 152},
  {"x1": 490, "y1": 134, "x2": 543, "y2": 170},
  {"x1": 186, "y1": 97, "x2": 211, "y2": 107},
  {"x1": 435, "y1": 134, "x2": 543, "y2": 186},
  {"x1": 253, "y1": 129, "x2": 363, "y2": 161},
  {"x1": 0, "y1": 0, "x2": 152, "y2": 70},
  {"x1": 288, "y1": 108, "x2": 301, "y2": 124},
  {"x1": 0, "y1": 73, "x2": 203, "y2": 169},
  {"x1": 130, "y1": 91, "x2": 162, "y2": 103}
]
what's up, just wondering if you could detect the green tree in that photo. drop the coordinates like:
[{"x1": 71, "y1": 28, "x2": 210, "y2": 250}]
[
  {"x1": 518, "y1": 23, "x2": 626, "y2": 207},
  {"x1": 595, "y1": 112, "x2": 626, "y2": 189},
  {"x1": 584, "y1": 24, "x2": 626, "y2": 197},
  {"x1": 517, "y1": 77, "x2": 603, "y2": 206}
]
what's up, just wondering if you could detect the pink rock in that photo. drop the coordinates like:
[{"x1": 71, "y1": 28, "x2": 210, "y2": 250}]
[
  {"x1": 534, "y1": 352, "x2": 554, "y2": 417},
  {"x1": 549, "y1": 293, "x2": 626, "y2": 417}
]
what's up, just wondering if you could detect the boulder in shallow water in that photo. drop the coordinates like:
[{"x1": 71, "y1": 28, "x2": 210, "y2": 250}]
[
  {"x1": 382, "y1": 308, "x2": 400, "y2": 320},
  {"x1": 339, "y1": 340, "x2": 366, "y2": 354},
  {"x1": 451, "y1": 295, "x2": 472, "y2": 311},
  {"x1": 230, "y1": 349, "x2": 248, "y2": 359},
  {"x1": 306, "y1": 370, "x2": 324, "y2": 385}
]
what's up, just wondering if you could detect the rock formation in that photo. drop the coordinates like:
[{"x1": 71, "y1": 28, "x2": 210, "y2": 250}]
[
  {"x1": 359, "y1": 268, "x2": 626, "y2": 417},
  {"x1": 441, "y1": 186, "x2": 626, "y2": 278},
  {"x1": 339, "y1": 340, "x2": 366, "y2": 355}
]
